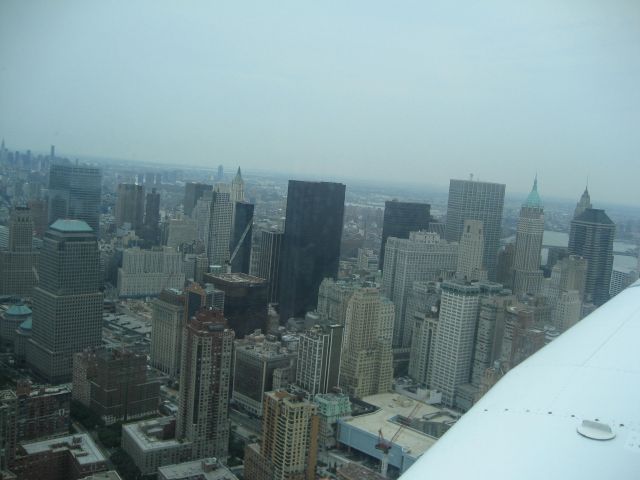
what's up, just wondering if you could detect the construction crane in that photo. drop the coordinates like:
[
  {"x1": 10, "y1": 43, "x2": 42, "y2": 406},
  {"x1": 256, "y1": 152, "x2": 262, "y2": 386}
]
[
  {"x1": 375, "y1": 401, "x2": 423, "y2": 477},
  {"x1": 225, "y1": 215, "x2": 253, "y2": 273}
]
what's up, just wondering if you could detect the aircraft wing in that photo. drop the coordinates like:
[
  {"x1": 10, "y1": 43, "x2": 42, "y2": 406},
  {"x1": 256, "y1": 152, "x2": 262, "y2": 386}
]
[{"x1": 400, "y1": 280, "x2": 640, "y2": 479}]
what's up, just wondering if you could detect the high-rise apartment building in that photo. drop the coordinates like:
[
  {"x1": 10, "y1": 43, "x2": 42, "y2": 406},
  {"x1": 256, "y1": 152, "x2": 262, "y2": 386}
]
[
  {"x1": 115, "y1": 183, "x2": 145, "y2": 231},
  {"x1": 255, "y1": 230, "x2": 283, "y2": 303},
  {"x1": 568, "y1": 208, "x2": 615, "y2": 306},
  {"x1": 28, "y1": 220, "x2": 102, "y2": 383},
  {"x1": 279, "y1": 181, "x2": 345, "y2": 321},
  {"x1": 339, "y1": 288, "x2": 394, "y2": 398},
  {"x1": 0, "y1": 207, "x2": 39, "y2": 296},
  {"x1": 232, "y1": 333, "x2": 296, "y2": 416},
  {"x1": 206, "y1": 188, "x2": 233, "y2": 268},
  {"x1": 429, "y1": 281, "x2": 481, "y2": 407},
  {"x1": 296, "y1": 324, "x2": 343, "y2": 397},
  {"x1": 382, "y1": 231, "x2": 458, "y2": 348},
  {"x1": 378, "y1": 200, "x2": 431, "y2": 270},
  {"x1": 456, "y1": 219, "x2": 486, "y2": 281},
  {"x1": 48, "y1": 162, "x2": 102, "y2": 234},
  {"x1": 512, "y1": 178, "x2": 545, "y2": 296},
  {"x1": 230, "y1": 202, "x2": 254, "y2": 273},
  {"x1": 244, "y1": 390, "x2": 319, "y2": 480},
  {"x1": 151, "y1": 289, "x2": 185, "y2": 378},
  {"x1": 445, "y1": 179, "x2": 505, "y2": 280},
  {"x1": 183, "y1": 182, "x2": 212, "y2": 217},
  {"x1": 176, "y1": 308, "x2": 234, "y2": 461}
]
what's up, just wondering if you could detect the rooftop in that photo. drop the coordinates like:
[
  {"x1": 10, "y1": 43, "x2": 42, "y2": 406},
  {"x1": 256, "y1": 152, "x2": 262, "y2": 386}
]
[
  {"x1": 6, "y1": 304, "x2": 32, "y2": 316},
  {"x1": 158, "y1": 459, "x2": 239, "y2": 480},
  {"x1": 204, "y1": 272, "x2": 266, "y2": 285},
  {"x1": 50, "y1": 219, "x2": 94, "y2": 233},
  {"x1": 123, "y1": 418, "x2": 182, "y2": 452},
  {"x1": 574, "y1": 208, "x2": 615, "y2": 226},
  {"x1": 21, "y1": 434, "x2": 105, "y2": 465},
  {"x1": 340, "y1": 393, "x2": 458, "y2": 458}
]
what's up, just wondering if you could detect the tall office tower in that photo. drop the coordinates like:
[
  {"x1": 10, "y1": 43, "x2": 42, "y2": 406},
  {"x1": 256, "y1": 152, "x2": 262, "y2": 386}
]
[
  {"x1": 382, "y1": 231, "x2": 458, "y2": 348},
  {"x1": 512, "y1": 178, "x2": 545, "y2": 296},
  {"x1": 183, "y1": 182, "x2": 212, "y2": 217},
  {"x1": 279, "y1": 181, "x2": 345, "y2": 321},
  {"x1": 151, "y1": 289, "x2": 185, "y2": 378},
  {"x1": 445, "y1": 179, "x2": 506, "y2": 280},
  {"x1": 456, "y1": 220, "x2": 486, "y2": 281},
  {"x1": 27, "y1": 220, "x2": 102, "y2": 383},
  {"x1": 553, "y1": 290, "x2": 582, "y2": 332},
  {"x1": 204, "y1": 272, "x2": 268, "y2": 338},
  {"x1": 378, "y1": 200, "x2": 431, "y2": 270},
  {"x1": 244, "y1": 390, "x2": 319, "y2": 480},
  {"x1": 166, "y1": 217, "x2": 197, "y2": 249},
  {"x1": 230, "y1": 202, "x2": 254, "y2": 273},
  {"x1": 0, "y1": 391, "x2": 17, "y2": 470},
  {"x1": 206, "y1": 188, "x2": 233, "y2": 268},
  {"x1": 27, "y1": 198, "x2": 48, "y2": 237},
  {"x1": 48, "y1": 162, "x2": 102, "y2": 234},
  {"x1": 231, "y1": 167, "x2": 245, "y2": 204},
  {"x1": 255, "y1": 230, "x2": 283, "y2": 303},
  {"x1": 232, "y1": 333, "x2": 296, "y2": 416},
  {"x1": 296, "y1": 324, "x2": 344, "y2": 397},
  {"x1": 407, "y1": 282, "x2": 440, "y2": 384},
  {"x1": 216, "y1": 165, "x2": 224, "y2": 182},
  {"x1": 339, "y1": 288, "x2": 394, "y2": 398},
  {"x1": 574, "y1": 186, "x2": 592, "y2": 219},
  {"x1": 177, "y1": 308, "x2": 234, "y2": 461},
  {"x1": 568, "y1": 208, "x2": 615, "y2": 306},
  {"x1": 117, "y1": 247, "x2": 185, "y2": 297},
  {"x1": 500, "y1": 304, "x2": 545, "y2": 370},
  {"x1": 316, "y1": 278, "x2": 359, "y2": 326},
  {"x1": 141, "y1": 187, "x2": 161, "y2": 245},
  {"x1": 115, "y1": 183, "x2": 145, "y2": 231},
  {"x1": 0, "y1": 207, "x2": 39, "y2": 296},
  {"x1": 470, "y1": 288, "x2": 514, "y2": 388},
  {"x1": 429, "y1": 281, "x2": 481, "y2": 407},
  {"x1": 556, "y1": 255, "x2": 588, "y2": 296}
]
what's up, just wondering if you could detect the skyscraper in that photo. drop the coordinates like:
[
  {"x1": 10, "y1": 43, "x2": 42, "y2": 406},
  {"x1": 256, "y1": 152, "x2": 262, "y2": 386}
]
[
  {"x1": 27, "y1": 220, "x2": 102, "y2": 383},
  {"x1": 378, "y1": 200, "x2": 431, "y2": 270},
  {"x1": 278, "y1": 181, "x2": 345, "y2": 321},
  {"x1": 141, "y1": 187, "x2": 161, "y2": 245},
  {"x1": 151, "y1": 288, "x2": 185, "y2": 378},
  {"x1": 382, "y1": 231, "x2": 458, "y2": 348},
  {"x1": 296, "y1": 324, "x2": 344, "y2": 397},
  {"x1": 255, "y1": 230, "x2": 283, "y2": 303},
  {"x1": 568, "y1": 208, "x2": 615, "y2": 306},
  {"x1": 176, "y1": 308, "x2": 234, "y2": 461},
  {"x1": 230, "y1": 201, "x2": 254, "y2": 273},
  {"x1": 183, "y1": 182, "x2": 212, "y2": 217},
  {"x1": 574, "y1": 186, "x2": 592, "y2": 219},
  {"x1": 339, "y1": 288, "x2": 394, "y2": 398},
  {"x1": 429, "y1": 281, "x2": 481, "y2": 407},
  {"x1": 231, "y1": 167, "x2": 245, "y2": 204},
  {"x1": 48, "y1": 162, "x2": 102, "y2": 234},
  {"x1": 0, "y1": 207, "x2": 39, "y2": 296},
  {"x1": 445, "y1": 179, "x2": 505, "y2": 280},
  {"x1": 244, "y1": 390, "x2": 319, "y2": 480},
  {"x1": 456, "y1": 219, "x2": 486, "y2": 281},
  {"x1": 115, "y1": 183, "x2": 145, "y2": 231},
  {"x1": 206, "y1": 188, "x2": 233, "y2": 268},
  {"x1": 512, "y1": 178, "x2": 544, "y2": 296}
]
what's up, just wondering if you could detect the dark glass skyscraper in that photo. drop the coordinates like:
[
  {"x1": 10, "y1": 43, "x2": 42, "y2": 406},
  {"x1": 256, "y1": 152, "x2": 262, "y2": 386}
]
[
  {"x1": 183, "y1": 182, "x2": 212, "y2": 217},
  {"x1": 27, "y1": 220, "x2": 102, "y2": 383},
  {"x1": 47, "y1": 162, "x2": 102, "y2": 234},
  {"x1": 379, "y1": 200, "x2": 431, "y2": 270},
  {"x1": 445, "y1": 179, "x2": 505, "y2": 280},
  {"x1": 230, "y1": 201, "x2": 254, "y2": 274},
  {"x1": 278, "y1": 181, "x2": 345, "y2": 321},
  {"x1": 141, "y1": 187, "x2": 161, "y2": 245},
  {"x1": 256, "y1": 230, "x2": 283, "y2": 303},
  {"x1": 568, "y1": 208, "x2": 615, "y2": 306},
  {"x1": 115, "y1": 183, "x2": 145, "y2": 231}
]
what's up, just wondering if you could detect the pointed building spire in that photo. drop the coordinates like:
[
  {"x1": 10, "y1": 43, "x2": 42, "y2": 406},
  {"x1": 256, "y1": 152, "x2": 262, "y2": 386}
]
[{"x1": 523, "y1": 175, "x2": 542, "y2": 208}]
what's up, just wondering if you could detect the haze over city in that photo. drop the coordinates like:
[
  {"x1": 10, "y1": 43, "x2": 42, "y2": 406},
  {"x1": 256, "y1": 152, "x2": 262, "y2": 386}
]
[{"x1": 1, "y1": 0, "x2": 639, "y2": 205}]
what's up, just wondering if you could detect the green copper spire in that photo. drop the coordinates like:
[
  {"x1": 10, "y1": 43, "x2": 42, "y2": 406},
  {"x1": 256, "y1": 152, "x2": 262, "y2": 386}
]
[{"x1": 523, "y1": 175, "x2": 543, "y2": 208}]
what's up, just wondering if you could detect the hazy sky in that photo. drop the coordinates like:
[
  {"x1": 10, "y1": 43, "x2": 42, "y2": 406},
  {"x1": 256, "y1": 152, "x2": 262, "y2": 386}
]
[{"x1": 1, "y1": 1, "x2": 639, "y2": 205}]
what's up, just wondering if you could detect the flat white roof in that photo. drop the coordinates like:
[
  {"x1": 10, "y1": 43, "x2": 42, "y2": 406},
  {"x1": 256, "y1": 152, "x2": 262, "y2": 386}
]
[
  {"x1": 123, "y1": 419, "x2": 182, "y2": 452},
  {"x1": 342, "y1": 393, "x2": 456, "y2": 457},
  {"x1": 159, "y1": 459, "x2": 238, "y2": 479},
  {"x1": 22, "y1": 434, "x2": 105, "y2": 465}
]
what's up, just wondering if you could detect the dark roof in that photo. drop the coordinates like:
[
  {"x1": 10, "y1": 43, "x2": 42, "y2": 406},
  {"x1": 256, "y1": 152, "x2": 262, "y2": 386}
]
[{"x1": 574, "y1": 208, "x2": 615, "y2": 226}]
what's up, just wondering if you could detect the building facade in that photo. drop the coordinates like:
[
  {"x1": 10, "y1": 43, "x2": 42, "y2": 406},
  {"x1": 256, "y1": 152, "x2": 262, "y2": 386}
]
[{"x1": 379, "y1": 200, "x2": 431, "y2": 271}]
